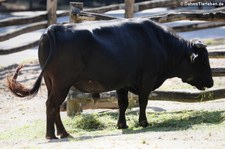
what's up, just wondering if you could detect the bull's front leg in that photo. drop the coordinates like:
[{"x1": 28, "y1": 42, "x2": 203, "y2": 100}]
[
  {"x1": 138, "y1": 79, "x2": 153, "y2": 128},
  {"x1": 138, "y1": 92, "x2": 149, "y2": 127},
  {"x1": 116, "y1": 89, "x2": 129, "y2": 129}
]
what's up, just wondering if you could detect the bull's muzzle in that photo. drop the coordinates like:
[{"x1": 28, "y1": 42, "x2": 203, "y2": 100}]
[{"x1": 206, "y1": 79, "x2": 214, "y2": 88}]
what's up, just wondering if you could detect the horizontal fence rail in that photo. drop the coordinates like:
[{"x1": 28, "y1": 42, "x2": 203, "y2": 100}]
[
  {"x1": 173, "y1": 22, "x2": 225, "y2": 32},
  {"x1": 209, "y1": 50, "x2": 225, "y2": 58},
  {"x1": 84, "y1": 0, "x2": 178, "y2": 13},
  {"x1": 150, "y1": 88, "x2": 225, "y2": 102},
  {"x1": 0, "y1": 11, "x2": 68, "y2": 42},
  {"x1": 211, "y1": 68, "x2": 225, "y2": 77},
  {"x1": 0, "y1": 40, "x2": 39, "y2": 55},
  {"x1": 0, "y1": 13, "x2": 47, "y2": 27},
  {"x1": 150, "y1": 11, "x2": 225, "y2": 23},
  {"x1": 0, "y1": 21, "x2": 47, "y2": 42}
]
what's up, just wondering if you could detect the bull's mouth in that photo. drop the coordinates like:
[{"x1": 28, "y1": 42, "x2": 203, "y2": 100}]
[
  {"x1": 186, "y1": 83, "x2": 207, "y2": 91},
  {"x1": 197, "y1": 80, "x2": 214, "y2": 90},
  {"x1": 181, "y1": 78, "x2": 213, "y2": 91},
  {"x1": 196, "y1": 86, "x2": 207, "y2": 91}
]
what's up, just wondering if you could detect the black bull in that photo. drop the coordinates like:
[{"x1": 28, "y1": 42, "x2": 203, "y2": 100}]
[{"x1": 7, "y1": 18, "x2": 213, "y2": 139}]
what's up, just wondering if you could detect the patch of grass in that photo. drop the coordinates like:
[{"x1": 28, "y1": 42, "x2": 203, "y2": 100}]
[
  {"x1": 65, "y1": 110, "x2": 225, "y2": 136},
  {"x1": 1, "y1": 110, "x2": 224, "y2": 141},
  {"x1": 203, "y1": 38, "x2": 225, "y2": 46},
  {"x1": 150, "y1": 110, "x2": 224, "y2": 129},
  {"x1": 199, "y1": 91, "x2": 214, "y2": 102},
  {"x1": 204, "y1": 39, "x2": 215, "y2": 45},
  {"x1": 64, "y1": 113, "x2": 118, "y2": 136},
  {"x1": 67, "y1": 114, "x2": 105, "y2": 131}
]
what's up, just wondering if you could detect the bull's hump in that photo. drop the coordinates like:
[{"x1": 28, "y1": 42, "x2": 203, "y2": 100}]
[{"x1": 65, "y1": 18, "x2": 147, "y2": 32}]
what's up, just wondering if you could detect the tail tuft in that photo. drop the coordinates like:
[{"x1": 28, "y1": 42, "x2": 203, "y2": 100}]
[{"x1": 7, "y1": 65, "x2": 42, "y2": 98}]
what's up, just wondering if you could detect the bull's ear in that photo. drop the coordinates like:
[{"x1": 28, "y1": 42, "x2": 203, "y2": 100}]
[
  {"x1": 191, "y1": 39, "x2": 207, "y2": 49},
  {"x1": 190, "y1": 53, "x2": 198, "y2": 63}
]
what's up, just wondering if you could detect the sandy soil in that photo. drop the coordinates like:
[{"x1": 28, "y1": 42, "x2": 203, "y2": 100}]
[{"x1": 1, "y1": 87, "x2": 225, "y2": 149}]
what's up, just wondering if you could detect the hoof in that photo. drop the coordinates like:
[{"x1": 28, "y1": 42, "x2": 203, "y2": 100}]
[
  {"x1": 139, "y1": 120, "x2": 149, "y2": 127},
  {"x1": 60, "y1": 133, "x2": 73, "y2": 139},
  {"x1": 117, "y1": 123, "x2": 128, "y2": 129},
  {"x1": 46, "y1": 135, "x2": 59, "y2": 140},
  {"x1": 57, "y1": 131, "x2": 72, "y2": 139}
]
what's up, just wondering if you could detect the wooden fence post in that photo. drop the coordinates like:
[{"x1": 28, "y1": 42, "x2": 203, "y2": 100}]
[
  {"x1": 124, "y1": 0, "x2": 135, "y2": 18},
  {"x1": 67, "y1": 2, "x2": 84, "y2": 117},
  {"x1": 69, "y1": 2, "x2": 83, "y2": 23},
  {"x1": 47, "y1": 0, "x2": 57, "y2": 26}
]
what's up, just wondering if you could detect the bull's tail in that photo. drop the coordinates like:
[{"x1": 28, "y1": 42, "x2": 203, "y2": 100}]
[
  {"x1": 7, "y1": 25, "x2": 56, "y2": 98},
  {"x1": 7, "y1": 65, "x2": 42, "y2": 97}
]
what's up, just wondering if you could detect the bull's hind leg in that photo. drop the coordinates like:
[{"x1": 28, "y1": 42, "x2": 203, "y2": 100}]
[
  {"x1": 116, "y1": 89, "x2": 129, "y2": 129},
  {"x1": 55, "y1": 87, "x2": 71, "y2": 139},
  {"x1": 44, "y1": 76, "x2": 70, "y2": 139},
  {"x1": 46, "y1": 97, "x2": 58, "y2": 139},
  {"x1": 45, "y1": 77, "x2": 57, "y2": 139}
]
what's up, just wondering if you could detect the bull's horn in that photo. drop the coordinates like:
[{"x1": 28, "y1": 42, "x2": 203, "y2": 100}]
[
  {"x1": 190, "y1": 53, "x2": 198, "y2": 63},
  {"x1": 192, "y1": 39, "x2": 207, "y2": 48}
]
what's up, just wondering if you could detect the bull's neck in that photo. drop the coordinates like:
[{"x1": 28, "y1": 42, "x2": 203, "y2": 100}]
[{"x1": 164, "y1": 34, "x2": 191, "y2": 78}]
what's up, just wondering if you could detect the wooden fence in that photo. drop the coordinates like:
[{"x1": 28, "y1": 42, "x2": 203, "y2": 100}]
[
  {"x1": 0, "y1": 0, "x2": 176, "y2": 54},
  {"x1": 65, "y1": 1, "x2": 225, "y2": 113},
  {"x1": 1, "y1": 0, "x2": 225, "y2": 54}
]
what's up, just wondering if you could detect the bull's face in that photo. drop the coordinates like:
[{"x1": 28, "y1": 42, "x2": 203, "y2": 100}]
[{"x1": 180, "y1": 40, "x2": 214, "y2": 90}]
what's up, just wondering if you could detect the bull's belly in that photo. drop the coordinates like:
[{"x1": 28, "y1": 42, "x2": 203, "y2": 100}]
[
  {"x1": 73, "y1": 79, "x2": 139, "y2": 95},
  {"x1": 73, "y1": 80, "x2": 112, "y2": 93}
]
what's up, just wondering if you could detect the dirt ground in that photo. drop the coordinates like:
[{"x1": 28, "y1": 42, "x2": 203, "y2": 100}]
[
  {"x1": 0, "y1": 86, "x2": 225, "y2": 149},
  {"x1": 0, "y1": 44, "x2": 225, "y2": 148}
]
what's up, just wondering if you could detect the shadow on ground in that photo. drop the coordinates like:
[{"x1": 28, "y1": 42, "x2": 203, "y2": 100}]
[{"x1": 60, "y1": 110, "x2": 225, "y2": 142}]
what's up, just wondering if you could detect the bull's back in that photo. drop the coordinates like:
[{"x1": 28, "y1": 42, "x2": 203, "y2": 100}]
[{"x1": 38, "y1": 32, "x2": 51, "y2": 68}]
